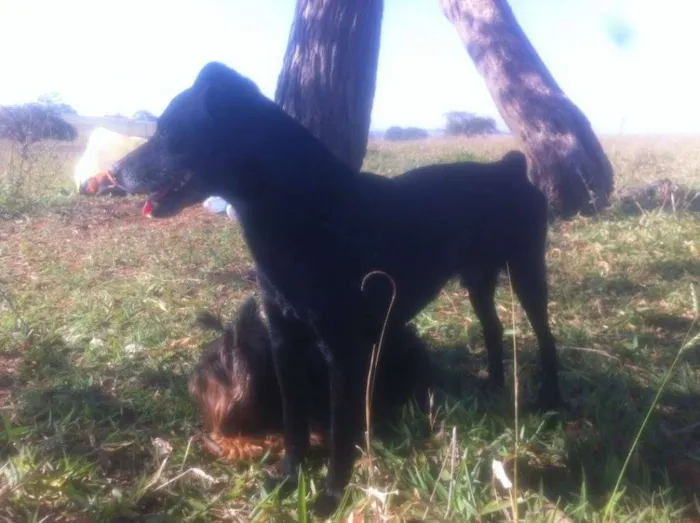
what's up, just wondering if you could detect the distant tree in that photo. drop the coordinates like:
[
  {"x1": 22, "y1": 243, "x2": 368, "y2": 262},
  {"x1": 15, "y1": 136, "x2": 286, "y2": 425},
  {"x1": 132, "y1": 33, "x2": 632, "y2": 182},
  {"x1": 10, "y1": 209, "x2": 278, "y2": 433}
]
[
  {"x1": 443, "y1": 111, "x2": 499, "y2": 136},
  {"x1": 384, "y1": 126, "x2": 403, "y2": 141},
  {"x1": 0, "y1": 103, "x2": 77, "y2": 145},
  {"x1": 37, "y1": 92, "x2": 62, "y2": 105},
  {"x1": 384, "y1": 125, "x2": 429, "y2": 141},
  {"x1": 133, "y1": 110, "x2": 158, "y2": 121},
  {"x1": 440, "y1": 0, "x2": 614, "y2": 217},
  {"x1": 275, "y1": 0, "x2": 384, "y2": 171},
  {"x1": 55, "y1": 103, "x2": 77, "y2": 115},
  {"x1": 106, "y1": 113, "x2": 128, "y2": 120},
  {"x1": 406, "y1": 127, "x2": 430, "y2": 139},
  {"x1": 37, "y1": 92, "x2": 78, "y2": 115}
]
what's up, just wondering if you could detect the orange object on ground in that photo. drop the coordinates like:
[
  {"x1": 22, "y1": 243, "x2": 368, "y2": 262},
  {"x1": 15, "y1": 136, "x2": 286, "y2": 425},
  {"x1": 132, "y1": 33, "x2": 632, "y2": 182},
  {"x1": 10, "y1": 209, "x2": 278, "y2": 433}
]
[
  {"x1": 198, "y1": 431, "x2": 325, "y2": 462},
  {"x1": 82, "y1": 171, "x2": 117, "y2": 195}
]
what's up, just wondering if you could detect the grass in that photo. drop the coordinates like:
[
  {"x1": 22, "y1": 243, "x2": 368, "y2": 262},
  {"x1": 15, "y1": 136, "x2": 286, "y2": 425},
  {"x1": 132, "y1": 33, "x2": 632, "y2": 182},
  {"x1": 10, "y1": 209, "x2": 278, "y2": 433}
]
[{"x1": 1, "y1": 132, "x2": 699, "y2": 521}]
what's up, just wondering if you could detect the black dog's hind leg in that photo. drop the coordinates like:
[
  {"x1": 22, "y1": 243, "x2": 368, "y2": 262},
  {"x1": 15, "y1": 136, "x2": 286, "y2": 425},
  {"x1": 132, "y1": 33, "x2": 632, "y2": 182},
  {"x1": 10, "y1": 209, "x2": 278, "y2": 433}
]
[
  {"x1": 263, "y1": 300, "x2": 316, "y2": 492},
  {"x1": 461, "y1": 267, "x2": 505, "y2": 390},
  {"x1": 508, "y1": 250, "x2": 563, "y2": 411}
]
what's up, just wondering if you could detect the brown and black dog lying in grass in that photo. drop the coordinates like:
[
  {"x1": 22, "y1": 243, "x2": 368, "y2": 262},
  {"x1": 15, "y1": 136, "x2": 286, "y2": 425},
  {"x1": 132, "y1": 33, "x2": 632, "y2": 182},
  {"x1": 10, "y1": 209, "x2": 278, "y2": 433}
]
[{"x1": 188, "y1": 295, "x2": 433, "y2": 444}]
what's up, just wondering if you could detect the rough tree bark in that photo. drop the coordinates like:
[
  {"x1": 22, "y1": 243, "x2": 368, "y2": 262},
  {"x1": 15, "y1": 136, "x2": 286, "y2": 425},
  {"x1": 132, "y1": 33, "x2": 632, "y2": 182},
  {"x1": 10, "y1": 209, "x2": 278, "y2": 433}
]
[
  {"x1": 440, "y1": 0, "x2": 614, "y2": 218},
  {"x1": 275, "y1": 0, "x2": 384, "y2": 171}
]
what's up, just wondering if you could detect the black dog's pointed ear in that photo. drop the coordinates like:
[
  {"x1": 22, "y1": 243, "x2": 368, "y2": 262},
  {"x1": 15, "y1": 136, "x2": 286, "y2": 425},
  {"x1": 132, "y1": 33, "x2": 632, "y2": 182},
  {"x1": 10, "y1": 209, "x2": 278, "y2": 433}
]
[
  {"x1": 194, "y1": 61, "x2": 261, "y2": 118},
  {"x1": 195, "y1": 61, "x2": 259, "y2": 92},
  {"x1": 194, "y1": 62, "x2": 234, "y2": 85},
  {"x1": 193, "y1": 62, "x2": 260, "y2": 97}
]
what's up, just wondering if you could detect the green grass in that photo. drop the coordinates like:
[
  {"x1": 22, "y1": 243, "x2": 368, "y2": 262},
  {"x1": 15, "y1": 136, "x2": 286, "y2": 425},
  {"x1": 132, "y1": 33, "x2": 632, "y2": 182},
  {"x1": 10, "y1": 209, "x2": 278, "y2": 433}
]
[{"x1": 1, "y1": 134, "x2": 699, "y2": 521}]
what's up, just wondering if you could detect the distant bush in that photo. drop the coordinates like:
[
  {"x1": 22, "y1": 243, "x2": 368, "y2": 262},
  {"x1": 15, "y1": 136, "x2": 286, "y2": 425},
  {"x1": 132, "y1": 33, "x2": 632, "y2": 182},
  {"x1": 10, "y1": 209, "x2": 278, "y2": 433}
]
[
  {"x1": 443, "y1": 111, "x2": 499, "y2": 136},
  {"x1": 384, "y1": 126, "x2": 430, "y2": 141},
  {"x1": 0, "y1": 104, "x2": 75, "y2": 212},
  {"x1": 0, "y1": 103, "x2": 78, "y2": 145}
]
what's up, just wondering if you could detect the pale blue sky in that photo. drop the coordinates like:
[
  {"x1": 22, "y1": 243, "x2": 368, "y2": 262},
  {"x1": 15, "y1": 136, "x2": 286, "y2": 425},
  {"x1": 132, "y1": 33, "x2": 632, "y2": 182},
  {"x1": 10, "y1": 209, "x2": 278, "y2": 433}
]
[{"x1": 0, "y1": 0, "x2": 696, "y2": 134}]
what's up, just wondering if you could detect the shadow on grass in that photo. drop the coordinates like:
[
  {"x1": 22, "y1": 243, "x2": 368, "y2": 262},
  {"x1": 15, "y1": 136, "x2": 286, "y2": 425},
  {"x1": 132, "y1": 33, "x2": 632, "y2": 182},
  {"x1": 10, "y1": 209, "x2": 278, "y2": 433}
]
[
  {"x1": 650, "y1": 258, "x2": 700, "y2": 281},
  {"x1": 5, "y1": 320, "x2": 700, "y2": 519},
  {"x1": 4, "y1": 335, "x2": 194, "y2": 473},
  {"x1": 426, "y1": 330, "x2": 700, "y2": 515},
  {"x1": 577, "y1": 273, "x2": 646, "y2": 301}
]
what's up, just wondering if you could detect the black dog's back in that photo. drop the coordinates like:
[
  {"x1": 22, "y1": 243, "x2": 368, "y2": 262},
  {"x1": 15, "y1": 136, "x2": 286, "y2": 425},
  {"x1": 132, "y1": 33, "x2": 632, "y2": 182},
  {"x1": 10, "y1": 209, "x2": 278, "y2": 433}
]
[
  {"x1": 341, "y1": 151, "x2": 547, "y2": 324},
  {"x1": 366, "y1": 151, "x2": 541, "y2": 240}
]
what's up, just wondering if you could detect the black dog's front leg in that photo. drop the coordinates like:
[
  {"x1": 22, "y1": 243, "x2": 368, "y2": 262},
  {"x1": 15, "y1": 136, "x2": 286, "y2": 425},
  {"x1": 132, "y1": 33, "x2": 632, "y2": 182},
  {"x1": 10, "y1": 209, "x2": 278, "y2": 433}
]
[
  {"x1": 312, "y1": 334, "x2": 368, "y2": 518},
  {"x1": 263, "y1": 300, "x2": 315, "y2": 492}
]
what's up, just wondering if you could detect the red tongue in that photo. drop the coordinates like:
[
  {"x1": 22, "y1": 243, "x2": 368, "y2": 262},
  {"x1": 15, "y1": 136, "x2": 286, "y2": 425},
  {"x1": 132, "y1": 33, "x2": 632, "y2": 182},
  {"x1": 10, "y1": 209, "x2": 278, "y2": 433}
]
[{"x1": 142, "y1": 200, "x2": 154, "y2": 217}]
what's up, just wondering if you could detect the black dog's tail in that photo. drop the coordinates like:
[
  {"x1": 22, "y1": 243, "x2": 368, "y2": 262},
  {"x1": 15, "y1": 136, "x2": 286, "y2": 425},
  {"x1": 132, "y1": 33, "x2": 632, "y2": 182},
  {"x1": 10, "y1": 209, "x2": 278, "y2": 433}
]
[
  {"x1": 500, "y1": 150, "x2": 529, "y2": 180},
  {"x1": 195, "y1": 310, "x2": 225, "y2": 332}
]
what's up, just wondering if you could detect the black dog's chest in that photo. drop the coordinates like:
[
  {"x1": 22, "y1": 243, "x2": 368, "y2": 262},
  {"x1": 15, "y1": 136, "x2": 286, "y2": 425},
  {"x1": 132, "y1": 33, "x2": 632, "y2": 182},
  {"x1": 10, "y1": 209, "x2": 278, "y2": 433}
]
[
  {"x1": 247, "y1": 209, "x2": 462, "y2": 327},
  {"x1": 255, "y1": 265, "x2": 306, "y2": 323}
]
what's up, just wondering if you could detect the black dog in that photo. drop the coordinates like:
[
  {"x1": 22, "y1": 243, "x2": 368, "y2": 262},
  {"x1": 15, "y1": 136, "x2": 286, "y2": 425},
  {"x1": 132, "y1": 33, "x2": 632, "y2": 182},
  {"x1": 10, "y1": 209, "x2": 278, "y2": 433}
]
[
  {"x1": 188, "y1": 295, "x2": 432, "y2": 439},
  {"x1": 110, "y1": 62, "x2": 562, "y2": 517}
]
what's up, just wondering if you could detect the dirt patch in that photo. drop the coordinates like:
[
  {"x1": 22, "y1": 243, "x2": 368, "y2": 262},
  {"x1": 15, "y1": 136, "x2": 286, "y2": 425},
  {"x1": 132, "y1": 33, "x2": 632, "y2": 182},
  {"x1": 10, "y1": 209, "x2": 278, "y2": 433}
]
[
  {"x1": 208, "y1": 266, "x2": 257, "y2": 286},
  {"x1": 1, "y1": 197, "x2": 240, "y2": 282},
  {"x1": 37, "y1": 197, "x2": 230, "y2": 233}
]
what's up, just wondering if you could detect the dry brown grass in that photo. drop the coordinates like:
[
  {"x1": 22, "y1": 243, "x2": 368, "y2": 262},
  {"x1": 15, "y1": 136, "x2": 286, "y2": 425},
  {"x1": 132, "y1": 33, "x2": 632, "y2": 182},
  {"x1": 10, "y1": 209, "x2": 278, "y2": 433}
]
[{"x1": 367, "y1": 134, "x2": 700, "y2": 189}]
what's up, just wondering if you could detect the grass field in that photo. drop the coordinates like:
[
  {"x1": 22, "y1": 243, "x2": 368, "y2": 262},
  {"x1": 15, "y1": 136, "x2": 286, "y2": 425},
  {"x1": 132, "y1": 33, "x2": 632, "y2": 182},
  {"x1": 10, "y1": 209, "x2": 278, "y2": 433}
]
[{"x1": 1, "y1": 133, "x2": 699, "y2": 522}]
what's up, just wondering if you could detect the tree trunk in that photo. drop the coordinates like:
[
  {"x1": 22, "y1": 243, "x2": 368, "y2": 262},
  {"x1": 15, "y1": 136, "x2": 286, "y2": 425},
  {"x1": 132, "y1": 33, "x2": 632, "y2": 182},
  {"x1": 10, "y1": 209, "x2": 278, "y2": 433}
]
[
  {"x1": 275, "y1": 0, "x2": 384, "y2": 171},
  {"x1": 440, "y1": 0, "x2": 614, "y2": 218}
]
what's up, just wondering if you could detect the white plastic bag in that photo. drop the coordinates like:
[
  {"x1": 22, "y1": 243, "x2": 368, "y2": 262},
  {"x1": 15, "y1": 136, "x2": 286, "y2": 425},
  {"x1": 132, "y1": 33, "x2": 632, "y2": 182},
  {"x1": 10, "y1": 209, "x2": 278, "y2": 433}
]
[
  {"x1": 203, "y1": 196, "x2": 236, "y2": 220},
  {"x1": 74, "y1": 127, "x2": 146, "y2": 193}
]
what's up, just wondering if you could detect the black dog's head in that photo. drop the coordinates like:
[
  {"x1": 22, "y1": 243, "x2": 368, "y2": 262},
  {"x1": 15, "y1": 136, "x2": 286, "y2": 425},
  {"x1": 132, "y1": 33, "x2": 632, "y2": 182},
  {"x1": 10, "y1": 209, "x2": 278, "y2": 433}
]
[
  {"x1": 109, "y1": 62, "x2": 268, "y2": 218},
  {"x1": 188, "y1": 295, "x2": 279, "y2": 435}
]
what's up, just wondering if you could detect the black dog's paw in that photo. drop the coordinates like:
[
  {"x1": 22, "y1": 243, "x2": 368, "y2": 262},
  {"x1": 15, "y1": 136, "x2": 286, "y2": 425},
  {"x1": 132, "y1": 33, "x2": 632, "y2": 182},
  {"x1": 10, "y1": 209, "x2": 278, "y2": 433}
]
[
  {"x1": 484, "y1": 376, "x2": 505, "y2": 394},
  {"x1": 264, "y1": 470, "x2": 297, "y2": 499},
  {"x1": 535, "y1": 391, "x2": 569, "y2": 428},
  {"x1": 475, "y1": 374, "x2": 505, "y2": 400},
  {"x1": 537, "y1": 390, "x2": 568, "y2": 413},
  {"x1": 311, "y1": 488, "x2": 342, "y2": 519}
]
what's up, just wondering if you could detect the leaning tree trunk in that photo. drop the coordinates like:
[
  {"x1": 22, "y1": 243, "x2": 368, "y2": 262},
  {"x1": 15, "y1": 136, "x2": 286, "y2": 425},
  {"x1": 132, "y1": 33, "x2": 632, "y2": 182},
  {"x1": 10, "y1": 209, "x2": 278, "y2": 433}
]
[
  {"x1": 440, "y1": 0, "x2": 614, "y2": 218},
  {"x1": 275, "y1": 0, "x2": 384, "y2": 171}
]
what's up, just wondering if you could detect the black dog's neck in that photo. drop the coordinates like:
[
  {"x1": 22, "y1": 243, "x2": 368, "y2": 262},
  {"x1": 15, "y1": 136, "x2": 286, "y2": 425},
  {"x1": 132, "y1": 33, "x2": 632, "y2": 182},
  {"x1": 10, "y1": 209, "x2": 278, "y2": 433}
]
[{"x1": 219, "y1": 103, "x2": 362, "y2": 222}]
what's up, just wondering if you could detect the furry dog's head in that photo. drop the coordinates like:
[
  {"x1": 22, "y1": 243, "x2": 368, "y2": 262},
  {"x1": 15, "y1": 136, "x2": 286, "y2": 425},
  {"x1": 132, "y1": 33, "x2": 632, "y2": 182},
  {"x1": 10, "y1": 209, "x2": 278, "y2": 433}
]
[
  {"x1": 188, "y1": 296, "x2": 280, "y2": 436},
  {"x1": 188, "y1": 294, "x2": 434, "y2": 437}
]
